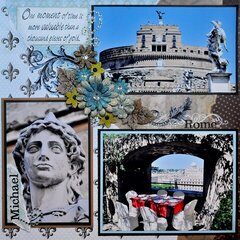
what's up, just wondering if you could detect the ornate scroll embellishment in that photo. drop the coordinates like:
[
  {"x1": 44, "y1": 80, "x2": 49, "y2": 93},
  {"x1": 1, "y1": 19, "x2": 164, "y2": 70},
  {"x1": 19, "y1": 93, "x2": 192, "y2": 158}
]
[{"x1": 21, "y1": 46, "x2": 77, "y2": 94}]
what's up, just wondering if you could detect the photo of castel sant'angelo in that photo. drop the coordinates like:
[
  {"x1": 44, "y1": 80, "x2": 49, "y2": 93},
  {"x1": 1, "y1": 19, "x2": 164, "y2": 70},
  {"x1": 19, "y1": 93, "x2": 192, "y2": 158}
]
[{"x1": 97, "y1": 7, "x2": 236, "y2": 93}]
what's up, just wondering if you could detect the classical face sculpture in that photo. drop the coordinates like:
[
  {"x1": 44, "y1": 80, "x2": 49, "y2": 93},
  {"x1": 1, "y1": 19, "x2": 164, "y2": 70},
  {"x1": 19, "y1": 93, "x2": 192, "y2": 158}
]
[
  {"x1": 24, "y1": 129, "x2": 72, "y2": 188},
  {"x1": 13, "y1": 112, "x2": 87, "y2": 215}
]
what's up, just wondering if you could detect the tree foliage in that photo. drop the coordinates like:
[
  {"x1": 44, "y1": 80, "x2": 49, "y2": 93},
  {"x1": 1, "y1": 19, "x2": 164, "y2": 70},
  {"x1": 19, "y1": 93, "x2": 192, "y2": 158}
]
[{"x1": 211, "y1": 191, "x2": 233, "y2": 230}]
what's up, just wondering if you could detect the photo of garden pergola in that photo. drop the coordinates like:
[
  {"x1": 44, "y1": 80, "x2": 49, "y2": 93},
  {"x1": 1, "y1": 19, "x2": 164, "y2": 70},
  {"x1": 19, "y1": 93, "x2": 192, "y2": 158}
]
[{"x1": 99, "y1": 131, "x2": 236, "y2": 234}]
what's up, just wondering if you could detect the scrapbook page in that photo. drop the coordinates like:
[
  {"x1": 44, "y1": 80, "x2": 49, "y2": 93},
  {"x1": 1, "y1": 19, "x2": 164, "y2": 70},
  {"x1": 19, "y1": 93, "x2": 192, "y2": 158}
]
[{"x1": 0, "y1": 0, "x2": 239, "y2": 240}]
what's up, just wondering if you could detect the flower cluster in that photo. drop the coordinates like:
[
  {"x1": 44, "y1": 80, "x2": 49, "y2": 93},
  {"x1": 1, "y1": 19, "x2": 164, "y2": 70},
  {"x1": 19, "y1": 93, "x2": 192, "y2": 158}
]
[{"x1": 57, "y1": 45, "x2": 134, "y2": 128}]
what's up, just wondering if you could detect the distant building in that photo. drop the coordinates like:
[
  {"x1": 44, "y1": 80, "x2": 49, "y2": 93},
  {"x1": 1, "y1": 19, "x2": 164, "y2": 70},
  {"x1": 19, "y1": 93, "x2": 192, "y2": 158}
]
[
  {"x1": 100, "y1": 13, "x2": 214, "y2": 93},
  {"x1": 152, "y1": 161, "x2": 203, "y2": 191}
]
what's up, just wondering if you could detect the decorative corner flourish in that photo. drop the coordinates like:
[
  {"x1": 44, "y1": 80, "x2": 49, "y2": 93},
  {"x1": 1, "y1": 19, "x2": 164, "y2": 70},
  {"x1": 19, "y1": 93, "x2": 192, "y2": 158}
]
[
  {"x1": 2, "y1": 32, "x2": 19, "y2": 50},
  {"x1": 38, "y1": 228, "x2": 56, "y2": 239},
  {"x1": 1, "y1": 63, "x2": 19, "y2": 81},
  {"x1": 75, "y1": 227, "x2": 92, "y2": 239},
  {"x1": 2, "y1": 228, "x2": 20, "y2": 239}
]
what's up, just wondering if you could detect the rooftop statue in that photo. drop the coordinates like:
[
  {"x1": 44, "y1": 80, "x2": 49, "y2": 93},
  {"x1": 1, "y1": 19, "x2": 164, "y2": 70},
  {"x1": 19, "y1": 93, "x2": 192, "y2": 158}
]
[
  {"x1": 207, "y1": 20, "x2": 228, "y2": 72},
  {"x1": 156, "y1": 11, "x2": 165, "y2": 25}
]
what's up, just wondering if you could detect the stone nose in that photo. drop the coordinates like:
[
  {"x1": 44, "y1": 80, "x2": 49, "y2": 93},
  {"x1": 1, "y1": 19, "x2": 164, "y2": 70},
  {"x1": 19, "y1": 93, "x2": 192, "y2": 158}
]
[
  {"x1": 38, "y1": 144, "x2": 49, "y2": 161},
  {"x1": 38, "y1": 155, "x2": 50, "y2": 162}
]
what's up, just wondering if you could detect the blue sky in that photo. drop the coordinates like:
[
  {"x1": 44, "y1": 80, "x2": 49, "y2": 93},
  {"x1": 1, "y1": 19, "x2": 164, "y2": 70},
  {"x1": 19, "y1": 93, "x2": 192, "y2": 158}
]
[
  {"x1": 152, "y1": 154, "x2": 203, "y2": 170},
  {"x1": 94, "y1": 6, "x2": 237, "y2": 84}
]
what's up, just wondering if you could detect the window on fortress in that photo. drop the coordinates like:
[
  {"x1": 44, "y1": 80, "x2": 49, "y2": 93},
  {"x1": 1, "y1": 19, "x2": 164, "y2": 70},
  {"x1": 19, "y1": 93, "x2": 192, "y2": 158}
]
[
  {"x1": 162, "y1": 35, "x2": 166, "y2": 42},
  {"x1": 190, "y1": 50, "x2": 193, "y2": 53},
  {"x1": 204, "y1": 51, "x2": 208, "y2": 55},
  {"x1": 152, "y1": 35, "x2": 156, "y2": 42},
  {"x1": 198, "y1": 50, "x2": 201, "y2": 54},
  {"x1": 142, "y1": 35, "x2": 145, "y2": 48},
  {"x1": 152, "y1": 45, "x2": 166, "y2": 52},
  {"x1": 172, "y1": 35, "x2": 176, "y2": 48},
  {"x1": 183, "y1": 49, "x2": 186, "y2": 53}
]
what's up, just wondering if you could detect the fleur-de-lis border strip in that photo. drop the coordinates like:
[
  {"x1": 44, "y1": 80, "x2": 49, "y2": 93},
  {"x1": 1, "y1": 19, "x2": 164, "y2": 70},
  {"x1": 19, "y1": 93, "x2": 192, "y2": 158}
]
[
  {"x1": 1, "y1": 63, "x2": 19, "y2": 81},
  {"x1": 20, "y1": 78, "x2": 36, "y2": 97},
  {"x1": 2, "y1": 32, "x2": 19, "y2": 50},
  {"x1": 39, "y1": 228, "x2": 56, "y2": 239},
  {"x1": 75, "y1": 227, "x2": 92, "y2": 239},
  {"x1": 2, "y1": 228, "x2": 20, "y2": 239}
]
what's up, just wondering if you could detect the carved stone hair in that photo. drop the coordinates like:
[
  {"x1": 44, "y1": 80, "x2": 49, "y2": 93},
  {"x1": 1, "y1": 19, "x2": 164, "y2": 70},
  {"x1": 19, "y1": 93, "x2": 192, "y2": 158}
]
[{"x1": 12, "y1": 112, "x2": 86, "y2": 212}]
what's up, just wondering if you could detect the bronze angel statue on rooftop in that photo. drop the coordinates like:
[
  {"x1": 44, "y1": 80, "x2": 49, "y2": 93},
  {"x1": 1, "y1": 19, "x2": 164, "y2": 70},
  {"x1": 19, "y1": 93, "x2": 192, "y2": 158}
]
[{"x1": 207, "y1": 20, "x2": 228, "y2": 72}]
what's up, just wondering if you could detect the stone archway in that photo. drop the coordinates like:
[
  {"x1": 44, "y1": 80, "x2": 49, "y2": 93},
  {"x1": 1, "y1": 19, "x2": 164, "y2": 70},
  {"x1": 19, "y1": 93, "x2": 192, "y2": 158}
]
[{"x1": 118, "y1": 141, "x2": 222, "y2": 203}]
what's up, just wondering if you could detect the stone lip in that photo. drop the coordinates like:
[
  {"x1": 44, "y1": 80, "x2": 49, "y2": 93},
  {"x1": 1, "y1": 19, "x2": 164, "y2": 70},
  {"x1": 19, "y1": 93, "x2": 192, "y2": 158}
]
[
  {"x1": 207, "y1": 72, "x2": 232, "y2": 77},
  {"x1": 207, "y1": 72, "x2": 232, "y2": 93}
]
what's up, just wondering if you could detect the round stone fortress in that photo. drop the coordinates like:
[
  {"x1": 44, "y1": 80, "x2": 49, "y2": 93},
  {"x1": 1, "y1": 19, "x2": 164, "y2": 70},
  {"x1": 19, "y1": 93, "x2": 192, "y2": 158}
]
[{"x1": 100, "y1": 14, "x2": 214, "y2": 93}]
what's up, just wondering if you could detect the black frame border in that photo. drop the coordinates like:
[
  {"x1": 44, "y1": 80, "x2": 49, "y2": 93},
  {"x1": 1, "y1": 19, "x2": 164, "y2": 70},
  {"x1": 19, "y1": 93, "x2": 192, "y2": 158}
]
[
  {"x1": 1, "y1": 98, "x2": 93, "y2": 229},
  {"x1": 98, "y1": 129, "x2": 238, "y2": 236}
]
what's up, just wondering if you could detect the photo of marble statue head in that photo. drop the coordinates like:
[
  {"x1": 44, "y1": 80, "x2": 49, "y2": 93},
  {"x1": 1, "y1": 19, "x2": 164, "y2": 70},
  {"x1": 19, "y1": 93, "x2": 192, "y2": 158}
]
[{"x1": 12, "y1": 112, "x2": 89, "y2": 223}]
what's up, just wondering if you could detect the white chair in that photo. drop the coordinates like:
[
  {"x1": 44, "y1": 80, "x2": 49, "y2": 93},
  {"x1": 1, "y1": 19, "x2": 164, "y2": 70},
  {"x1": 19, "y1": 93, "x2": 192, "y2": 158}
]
[
  {"x1": 157, "y1": 189, "x2": 168, "y2": 197},
  {"x1": 115, "y1": 201, "x2": 138, "y2": 231},
  {"x1": 140, "y1": 207, "x2": 168, "y2": 231},
  {"x1": 125, "y1": 190, "x2": 139, "y2": 217},
  {"x1": 173, "y1": 191, "x2": 185, "y2": 200},
  {"x1": 172, "y1": 199, "x2": 198, "y2": 230}
]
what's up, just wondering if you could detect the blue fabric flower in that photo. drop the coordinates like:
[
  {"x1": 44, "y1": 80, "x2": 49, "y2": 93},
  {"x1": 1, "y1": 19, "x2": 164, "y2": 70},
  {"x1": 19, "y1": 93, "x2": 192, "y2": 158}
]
[
  {"x1": 112, "y1": 95, "x2": 134, "y2": 119},
  {"x1": 77, "y1": 77, "x2": 118, "y2": 117},
  {"x1": 114, "y1": 79, "x2": 129, "y2": 95},
  {"x1": 75, "y1": 67, "x2": 92, "y2": 83}
]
